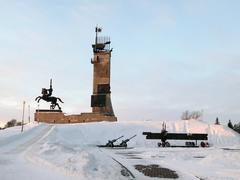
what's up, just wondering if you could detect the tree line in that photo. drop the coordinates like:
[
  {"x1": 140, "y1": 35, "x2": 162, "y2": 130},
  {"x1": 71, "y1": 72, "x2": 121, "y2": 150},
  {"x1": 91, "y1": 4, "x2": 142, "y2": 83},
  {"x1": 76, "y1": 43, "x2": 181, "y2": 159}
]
[
  {"x1": 0, "y1": 119, "x2": 24, "y2": 130},
  {"x1": 181, "y1": 110, "x2": 240, "y2": 134}
]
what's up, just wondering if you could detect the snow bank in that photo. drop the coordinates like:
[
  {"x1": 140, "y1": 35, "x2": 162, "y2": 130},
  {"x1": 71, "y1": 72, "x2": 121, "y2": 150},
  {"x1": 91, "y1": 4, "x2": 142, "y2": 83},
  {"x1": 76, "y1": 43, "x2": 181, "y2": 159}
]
[
  {"x1": 46, "y1": 120, "x2": 240, "y2": 148},
  {"x1": 0, "y1": 122, "x2": 39, "y2": 138},
  {"x1": 1, "y1": 120, "x2": 238, "y2": 148},
  {"x1": 0, "y1": 120, "x2": 239, "y2": 180},
  {"x1": 33, "y1": 120, "x2": 239, "y2": 179}
]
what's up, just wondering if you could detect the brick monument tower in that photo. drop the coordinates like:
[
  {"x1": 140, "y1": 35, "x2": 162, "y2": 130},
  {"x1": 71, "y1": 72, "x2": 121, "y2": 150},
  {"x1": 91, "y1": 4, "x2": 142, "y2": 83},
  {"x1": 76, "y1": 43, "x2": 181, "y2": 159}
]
[{"x1": 91, "y1": 27, "x2": 115, "y2": 116}]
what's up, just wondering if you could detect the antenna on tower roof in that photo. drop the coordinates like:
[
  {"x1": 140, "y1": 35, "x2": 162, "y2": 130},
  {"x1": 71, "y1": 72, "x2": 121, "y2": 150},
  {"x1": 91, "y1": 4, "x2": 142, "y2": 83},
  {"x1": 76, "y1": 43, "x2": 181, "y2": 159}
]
[
  {"x1": 95, "y1": 26, "x2": 102, "y2": 51},
  {"x1": 93, "y1": 26, "x2": 111, "y2": 52}
]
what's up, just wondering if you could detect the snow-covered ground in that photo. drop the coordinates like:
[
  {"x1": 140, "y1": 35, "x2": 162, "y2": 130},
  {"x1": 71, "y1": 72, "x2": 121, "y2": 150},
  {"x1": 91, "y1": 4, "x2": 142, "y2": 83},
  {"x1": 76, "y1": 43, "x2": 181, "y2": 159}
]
[{"x1": 0, "y1": 120, "x2": 239, "y2": 180}]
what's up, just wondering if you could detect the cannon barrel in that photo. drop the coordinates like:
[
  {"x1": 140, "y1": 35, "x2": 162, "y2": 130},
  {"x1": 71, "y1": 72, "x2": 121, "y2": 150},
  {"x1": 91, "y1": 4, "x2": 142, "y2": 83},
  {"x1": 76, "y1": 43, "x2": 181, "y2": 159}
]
[
  {"x1": 105, "y1": 135, "x2": 124, "y2": 147},
  {"x1": 109, "y1": 135, "x2": 124, "y2": 143},
  {"x1": 122, "y1": 135, "x2": 137, "y2": 143},
  {"x1": 128, "y1": 134, "x2": 137, "y2": 140},
  {"x1": 119, "y1": 135, "x2": 137, "y2": 147}
]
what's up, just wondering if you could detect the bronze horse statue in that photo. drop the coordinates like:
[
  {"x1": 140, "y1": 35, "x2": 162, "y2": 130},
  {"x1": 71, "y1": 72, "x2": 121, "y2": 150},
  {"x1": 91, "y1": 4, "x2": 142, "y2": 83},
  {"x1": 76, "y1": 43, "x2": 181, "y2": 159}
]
[{"x1": 35, "y1": 79, "x2": 64, "y2": 110}]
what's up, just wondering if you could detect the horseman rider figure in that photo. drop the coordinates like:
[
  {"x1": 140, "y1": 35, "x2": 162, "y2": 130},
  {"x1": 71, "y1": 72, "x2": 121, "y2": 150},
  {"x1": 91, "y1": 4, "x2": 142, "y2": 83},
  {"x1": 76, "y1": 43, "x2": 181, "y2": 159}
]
[
  {"x1": 35, "y1": 79, "x2": 64, "y2": 110},
  {"x1": 42, "y1": 86, "x2": 52, "y2": 97},
  {"x1": 41, "y1": 87, "x2": 53, "y2": 107}
]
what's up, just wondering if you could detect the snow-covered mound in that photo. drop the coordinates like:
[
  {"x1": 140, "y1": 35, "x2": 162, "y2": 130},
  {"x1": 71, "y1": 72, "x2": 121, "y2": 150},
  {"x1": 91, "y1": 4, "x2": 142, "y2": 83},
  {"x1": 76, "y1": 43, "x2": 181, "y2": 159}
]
[
  {"x1": 53, "y1": 120, "x2": 240, "y2": 148},
  {"x1": 0, "y1": 120, "x2": 239, "y2": 180},
  {"x1": 33, "y1": 120, "x2": 239, "y2": 179}
]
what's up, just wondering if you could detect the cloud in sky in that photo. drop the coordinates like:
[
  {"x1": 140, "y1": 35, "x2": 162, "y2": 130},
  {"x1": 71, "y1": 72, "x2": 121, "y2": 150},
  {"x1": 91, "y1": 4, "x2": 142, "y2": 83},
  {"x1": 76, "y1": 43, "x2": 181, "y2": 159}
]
[{"x1": 0, "y1": 1, "x2": 240, "y2": 124}]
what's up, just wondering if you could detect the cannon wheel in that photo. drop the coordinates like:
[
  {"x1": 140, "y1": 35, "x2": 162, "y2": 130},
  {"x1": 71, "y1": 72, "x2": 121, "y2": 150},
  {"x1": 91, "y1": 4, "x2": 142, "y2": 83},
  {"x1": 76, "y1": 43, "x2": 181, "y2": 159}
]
[{"x1": 165, "y1": 142, "x2": 170, "y2": 147}]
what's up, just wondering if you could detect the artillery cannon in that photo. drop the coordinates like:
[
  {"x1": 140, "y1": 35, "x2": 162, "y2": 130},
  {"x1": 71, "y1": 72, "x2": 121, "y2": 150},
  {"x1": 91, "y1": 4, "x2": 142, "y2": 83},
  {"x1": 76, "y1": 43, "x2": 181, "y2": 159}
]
[
  {"x1": 98, "y1": 135, "x2": 137, "y2": 148},
  {"x1": 143, "y1": 123, "x2": 208, "y2": 148},
  {"x1": 98, "y1": 135, "x2": 124, "y2": 148},
  {"x1": 118, "y1": 135, "x2": 137, "y2": 148},
  {"x1": 106, "y1": 135, "x2": 124, "y2": 147}
]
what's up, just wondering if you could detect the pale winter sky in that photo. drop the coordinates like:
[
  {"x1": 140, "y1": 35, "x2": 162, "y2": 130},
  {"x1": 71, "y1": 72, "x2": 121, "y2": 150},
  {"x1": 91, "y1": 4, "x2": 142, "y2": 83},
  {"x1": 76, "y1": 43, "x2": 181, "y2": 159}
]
[{"x1": 0, "y1": 0, "x2": 239, "y2": 124}]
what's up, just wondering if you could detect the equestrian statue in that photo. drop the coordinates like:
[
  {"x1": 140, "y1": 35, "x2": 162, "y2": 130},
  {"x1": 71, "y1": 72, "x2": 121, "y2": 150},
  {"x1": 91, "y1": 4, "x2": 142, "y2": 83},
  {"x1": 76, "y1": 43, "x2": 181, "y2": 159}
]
[{"x1": 35, "y1": 79, "x2": 64, "y2": 110}]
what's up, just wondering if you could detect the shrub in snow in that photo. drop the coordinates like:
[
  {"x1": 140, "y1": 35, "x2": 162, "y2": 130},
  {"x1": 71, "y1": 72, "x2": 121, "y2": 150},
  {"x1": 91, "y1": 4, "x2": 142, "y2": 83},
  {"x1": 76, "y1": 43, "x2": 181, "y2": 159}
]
[
  {"x1": 233, "y1": 122, "x2": 240, "y2": 134},
  {"x1": 228, "y1": 120, "x2": 234, "y2": 129},
  {"x1": 16, "y1": 122, "x2": 22, "y2": 126},
  {"x1": 215, "y1": 117, "x2": 220, "y2": 125}
]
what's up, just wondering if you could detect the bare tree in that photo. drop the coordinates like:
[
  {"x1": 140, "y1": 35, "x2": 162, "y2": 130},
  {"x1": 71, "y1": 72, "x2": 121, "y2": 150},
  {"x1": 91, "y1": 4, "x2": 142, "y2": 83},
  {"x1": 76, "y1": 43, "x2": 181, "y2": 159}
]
[
  {"x1": 181, "y1": 110, "x2": 190, "y2": 120},
  {"x1": 181, "y1": 110, "x2": 203, "y2": 120},
  {"x1": 191, "y1": 111, "x2": 202, "y2": 120},
  {"x1": 228, "y1": 120, "x2": 233, "y2": 129},
  {"x1": 233, "y1": 122, "x2": 240, "y2": 133},
  {"x1": 5, "y1": 119, "x2": 17, "y2": 128}
]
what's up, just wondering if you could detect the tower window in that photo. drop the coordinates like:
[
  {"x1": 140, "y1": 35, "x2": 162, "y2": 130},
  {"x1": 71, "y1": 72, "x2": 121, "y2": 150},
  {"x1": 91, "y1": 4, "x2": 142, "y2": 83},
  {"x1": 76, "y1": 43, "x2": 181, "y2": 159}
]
[
  {"x1": 91, "y1": 95, "x2": 106, "y2": 107},
  {"x1": 97, "y1": 84, "x2": 110, "y2": 93}
]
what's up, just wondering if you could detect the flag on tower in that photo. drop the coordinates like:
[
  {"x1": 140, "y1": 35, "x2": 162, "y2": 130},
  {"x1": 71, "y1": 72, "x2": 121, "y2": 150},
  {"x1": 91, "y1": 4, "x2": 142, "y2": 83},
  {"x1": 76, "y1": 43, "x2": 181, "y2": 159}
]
[{"x1": 96, "y1": 27, "x2": 102, "y2": 32}]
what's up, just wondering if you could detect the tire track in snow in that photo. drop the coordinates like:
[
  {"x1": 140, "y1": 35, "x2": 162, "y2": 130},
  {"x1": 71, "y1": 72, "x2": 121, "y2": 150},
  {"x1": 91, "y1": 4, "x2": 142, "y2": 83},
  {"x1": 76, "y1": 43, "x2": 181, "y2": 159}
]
[
  {"x1": 111, "y1": 157, "x2": 135, "y2": 179},
  {"x1": 25, "y1": 126, "x2": 130, "y2": 180},
  {"x1": 0, "y1": 124, "x2": 45, "y2": 150},
  {"x1": 98, "y1": 147, "x2": 136, "y2": 179},
  {"x1": 9, "y1": 125, "x2": 54, "y2": 154},
  {"x1": 24, "y1": 125, "x2": 76, "y2": 177},
  {"x1": 23, "y1": 125, "x2": 64, "y2": 174}
]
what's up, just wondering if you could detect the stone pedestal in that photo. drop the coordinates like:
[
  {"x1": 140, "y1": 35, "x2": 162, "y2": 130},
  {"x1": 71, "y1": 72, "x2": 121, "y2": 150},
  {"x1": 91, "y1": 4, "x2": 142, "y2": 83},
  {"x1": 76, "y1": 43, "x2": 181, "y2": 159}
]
[
  {"x1": 35, "y1": 110, "x2": 65, "y2": 123},
  {"x1": 34, "y1": 110, "x2": 117, "y2": 124}
]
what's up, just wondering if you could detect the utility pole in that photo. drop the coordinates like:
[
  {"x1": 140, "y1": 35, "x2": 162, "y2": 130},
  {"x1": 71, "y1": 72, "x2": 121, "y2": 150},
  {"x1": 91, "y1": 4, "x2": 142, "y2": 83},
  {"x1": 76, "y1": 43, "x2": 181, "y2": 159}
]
[
  {"x1": 37, "y1": 104, "x2": 40, "y2": 123},
  {"x1": 28, "y1": 105, "x2": 30, "y2": 123},
  {"x1": 21, "y1": 101, "x2": 26, "y2": 132}
]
